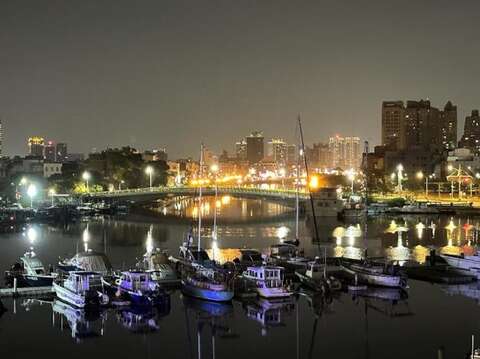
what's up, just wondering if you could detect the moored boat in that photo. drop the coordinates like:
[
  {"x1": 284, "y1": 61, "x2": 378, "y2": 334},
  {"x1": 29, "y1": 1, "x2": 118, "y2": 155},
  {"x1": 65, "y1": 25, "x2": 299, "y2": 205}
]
[
  {"x1": 439, "y1": 253, "x2": 480, "y2": 278},
  {"x1": 137, "y1": 248, "x2": 179, "y2": 286},
  {"x1": 181, "y1": 267, "x2": 234, "y2": 302},
  {"x1": 295, "y1": 257, "x2": 342, "y2": 292},
  {"x1": 102, "y1": 270, "x2": 167, "y2": 306},
  {"x1": 53, "y1": 271, "x2": 107, "y2": 308},
  {"x1": 58, "y1": 249, "x2": 113, "y2": 276},
  {"x1": 4, "y1": 249, "x2": 56, "y2": 288},
  {"x1": 341, "y1": 261, "x2": 407, "y2": 288},
  {"x1": 242, "y1": 265, "x2": 293, "y2": 299}
]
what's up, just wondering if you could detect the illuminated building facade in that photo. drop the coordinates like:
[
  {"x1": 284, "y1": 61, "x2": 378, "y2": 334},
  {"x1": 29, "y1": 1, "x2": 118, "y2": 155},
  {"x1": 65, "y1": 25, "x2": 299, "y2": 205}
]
[{"x1": 28, "y1": 136, "x2": 45, "y2": 157}]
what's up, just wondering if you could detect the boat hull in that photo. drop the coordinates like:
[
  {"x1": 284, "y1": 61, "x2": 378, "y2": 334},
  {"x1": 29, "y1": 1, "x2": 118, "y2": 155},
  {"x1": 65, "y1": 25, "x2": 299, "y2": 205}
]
[
  {"x1": 5, "y1": 273, "x2": 54, "y2": 288},
  {"x1": 181, "y1": 281, "x2": 234, "y2": 302},
  {"x1": 101, "y1": 278, "x2": 165, "y2": 306},
  {"x1": 257, "y1": 287, "x2": 292, "y2": 299},
  {"x1": 341, "y1": 265, "x2": 405, "y2": 288},
  {"x1": 53, "y1": 282, "x2": 99, "y2": 308},
  {"x1": 440, "y1": 255, "x2": 480, "y2": 278}
]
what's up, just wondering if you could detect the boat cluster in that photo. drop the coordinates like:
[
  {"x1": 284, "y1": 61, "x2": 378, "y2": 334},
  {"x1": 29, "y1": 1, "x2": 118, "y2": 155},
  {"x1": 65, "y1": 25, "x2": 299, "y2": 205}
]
[{"x1": 4, "y1": 238, "x2": 410, "y2": 312}]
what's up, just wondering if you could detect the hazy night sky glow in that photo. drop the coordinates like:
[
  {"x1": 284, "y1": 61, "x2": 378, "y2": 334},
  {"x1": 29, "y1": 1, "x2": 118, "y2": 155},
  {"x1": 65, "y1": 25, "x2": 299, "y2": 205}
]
[{"x1": 1, "y1": 0, "x2": 479, "y2": 157}]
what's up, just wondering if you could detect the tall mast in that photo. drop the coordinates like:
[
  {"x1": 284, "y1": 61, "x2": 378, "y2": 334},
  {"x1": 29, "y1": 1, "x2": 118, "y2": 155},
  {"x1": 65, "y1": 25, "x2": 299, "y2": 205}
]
[
  {"x1": 363, "y1": 141, "x2": 369, "y2": 258},
  {"x1": 198, "y1": 143, "x2": 204, "y2": 251},
  {"x1": 298, "y1": 116, "x2": 319, "y2": 242},
  {"x1": 295, "y1": 142, "x2": 300, "y2": 240}
]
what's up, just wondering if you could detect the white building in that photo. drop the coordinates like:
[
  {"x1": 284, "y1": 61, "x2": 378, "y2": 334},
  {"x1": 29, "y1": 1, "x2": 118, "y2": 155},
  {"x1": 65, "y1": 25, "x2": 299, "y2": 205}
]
[{"x1": 43, "y1": 163, "x2": 62, "y2": 178}]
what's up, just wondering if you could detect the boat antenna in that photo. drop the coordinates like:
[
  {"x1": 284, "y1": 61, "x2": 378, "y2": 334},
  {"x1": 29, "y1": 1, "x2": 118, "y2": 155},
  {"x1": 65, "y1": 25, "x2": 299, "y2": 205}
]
[
  {"x1": 298, "y1": 115, "x2": 320, "y2": 242},
  {"x1": 198, "y1": 143, "x2": 204, "y2": 252}
]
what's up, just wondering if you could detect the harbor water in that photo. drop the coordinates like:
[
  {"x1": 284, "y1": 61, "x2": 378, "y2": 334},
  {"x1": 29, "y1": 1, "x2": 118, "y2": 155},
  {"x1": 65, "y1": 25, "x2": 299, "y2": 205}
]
[{"x1": 1, "y1": 196, "x2": 480, "y2": 358}]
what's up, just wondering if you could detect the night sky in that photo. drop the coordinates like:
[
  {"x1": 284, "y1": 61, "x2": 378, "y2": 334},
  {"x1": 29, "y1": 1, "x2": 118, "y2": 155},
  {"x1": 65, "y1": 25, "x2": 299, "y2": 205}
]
[{"x1": 1, "y1": 0, "x2": 479, "y2": 157}]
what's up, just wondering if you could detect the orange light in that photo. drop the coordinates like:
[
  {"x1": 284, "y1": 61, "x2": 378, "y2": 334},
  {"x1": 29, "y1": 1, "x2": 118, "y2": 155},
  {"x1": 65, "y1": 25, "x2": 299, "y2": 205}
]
[{"x1": 309, "y1": 175, "x2": 319, "y2": 189}]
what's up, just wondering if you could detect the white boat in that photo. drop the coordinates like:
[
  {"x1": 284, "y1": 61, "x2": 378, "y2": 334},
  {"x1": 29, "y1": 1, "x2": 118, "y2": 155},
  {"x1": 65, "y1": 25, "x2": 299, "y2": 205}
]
[
  {"x1": 5, "y1": 249, "x2": 57, "y2": 287},
  {"x1": 58, "y1": 250, "x2": 113, "y2": 276},
  {"x1": 53, "y1": 271, "x2": 107, "y2": 308},
  {"x1": 138, "y1": 248, "x2": 179, "y2": 286},
  {"x1": 341, "y1": 262, "x2": 406, "y2": 288},
  {"x1": 242, "y1": 265, "x2": 293, "y2": 299},
  {"x1": 440, "y1": 253, "x2": 480, "y2": 278}
]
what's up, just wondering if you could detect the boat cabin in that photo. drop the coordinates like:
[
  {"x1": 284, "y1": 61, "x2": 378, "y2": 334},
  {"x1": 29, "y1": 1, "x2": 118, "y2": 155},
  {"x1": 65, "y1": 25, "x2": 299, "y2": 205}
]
[
  {"x1": 21, "y1": 251, "x2": 47, "y2": 275},
  {"x1": 119, "y1": 271, "x2": 156, "y2": 292},
  {"x1": 244, "y1": 266, "x2": 285, "y2": 288},
  {"x1": 61, "y1": 250, "x2": 113, "y2": 275},
  {"x1": 144, "y1": 248, "x2": 170, "y2": 270},
  {"x1": 270, "y1": 244, "x2": 297, "y2": 258},
  {"x1": 64, "y1": 272, "x2": 102, "y2": 293},
  {"x1": 305, "y1": 258, "x2": 325, "y2": 279},
  {"x1": 234, "y1": 249, "x2": 263, "y2": 266}
]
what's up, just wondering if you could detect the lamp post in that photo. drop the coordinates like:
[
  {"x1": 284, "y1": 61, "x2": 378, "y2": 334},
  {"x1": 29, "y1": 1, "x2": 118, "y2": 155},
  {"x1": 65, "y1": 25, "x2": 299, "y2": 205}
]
[
  {"x1": 145, "y1": 166, "x2": 154, "y2": 190},
  {"x1": 82, "y1": 171, "x2": 91, "y2": 193},
  {"x1": 210, "y1": 164, "x2": 219, "y2": 240},
  {"x1": 27, "y1": 184, "x2": 37, "y2": 209},
  {"x1": 48, "y1": 188, "x2": 55, "y2": 207},
  {"x1": 396, "y1": 164, "x2": 404, "y2": 192}
]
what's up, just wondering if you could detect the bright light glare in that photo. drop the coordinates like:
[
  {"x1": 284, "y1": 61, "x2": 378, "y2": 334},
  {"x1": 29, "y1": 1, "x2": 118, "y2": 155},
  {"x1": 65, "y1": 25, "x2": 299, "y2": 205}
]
[{"x1": 27, "y1": 184, "x2": 37, "y2": 198}]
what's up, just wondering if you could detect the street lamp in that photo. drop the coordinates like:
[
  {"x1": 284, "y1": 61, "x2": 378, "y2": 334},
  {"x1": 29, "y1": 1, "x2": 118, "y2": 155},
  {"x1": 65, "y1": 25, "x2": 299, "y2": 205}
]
[
  {"x1": 145, "y1": 166, "x2": 154, "y2": 189},
  {"x1": 396, "y1": 164, "x2": 404, "y2": 192},
  {"x1": 48, "y1": 188, "x2": 56, "y2": 207},
  {"x1": 27, "y1": 184, "x2": 37, "y2": 208},
  {"x1": 346, "y1": 169, "x2": 355, "y2": 194},
  {"x1": 82, "y1": 171, "x2": 91, "y2": 193},
  {"x1": 210, "y1": 164, "x2": 219, "y2": 240},
  {"x1": 119, "y1": 180, "x2": 125, "y2": 190}
]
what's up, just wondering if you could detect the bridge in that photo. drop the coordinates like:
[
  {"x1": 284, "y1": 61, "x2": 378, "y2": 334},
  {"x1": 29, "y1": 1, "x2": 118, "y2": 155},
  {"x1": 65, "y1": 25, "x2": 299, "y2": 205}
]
[{"x1": 80, "y1": 185, "x2": 310, "y2": 205}]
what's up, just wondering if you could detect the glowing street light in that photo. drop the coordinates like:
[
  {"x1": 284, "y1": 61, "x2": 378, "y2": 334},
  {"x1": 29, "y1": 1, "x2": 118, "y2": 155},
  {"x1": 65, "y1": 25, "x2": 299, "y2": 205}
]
[
  {"x1": 27, "y1": 184, "x2": 37, "y2": 208},
  {"x1": 145, "y1": 166, "x2": 154, "y2": 189},
  {"x1": 48, "y1": 188, "x2": 56, "y2": 207},
  {"x1": 82, "y1": 171, "x2": 91, "y2": 192},
  {"x1": 309, "y1": 175, "x2": 319, "y2": 190}
]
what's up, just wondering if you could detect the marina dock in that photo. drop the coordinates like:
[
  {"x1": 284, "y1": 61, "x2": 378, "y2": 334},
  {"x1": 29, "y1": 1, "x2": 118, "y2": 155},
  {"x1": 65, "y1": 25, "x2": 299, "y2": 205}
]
[
  {"x1": 405, "y1": 265, "x2": 477, "y2": 284},
  {"x1": 0, "y1": 286, "x2": 54, "y2": 298}
]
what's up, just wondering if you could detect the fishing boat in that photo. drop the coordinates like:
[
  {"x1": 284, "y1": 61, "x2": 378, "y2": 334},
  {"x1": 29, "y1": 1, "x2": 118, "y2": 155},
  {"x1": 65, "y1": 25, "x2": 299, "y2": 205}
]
[
  {"x1": 102, "y1": 270, "x2": 167, "y2": 306},
  {"x1": 58, "y1": 249, "x2": 113, "y2": 276},
  {"x1": 232, "y1": 249, "x2": 264, "y2": 272},
  {"x1": 341, "y1": 261, "x2": 407, "y2": 288},
  {"x1": 295, "y1": 257, "x2": 342, "y2": 292},
  {"x1": 53, "y1": 271, "x2": 108, "y2": 308},
  {"x1": 181, "y1": 268, "x2": 234, "y2": 302},
  {"x1": 242, "y1": 265, "x2": 293, "y2": 299},
  {"x1": 439, "y1": 253, "x2": 480, "y2": 278},
  {"x1": 137, "y1": 248, "x2": 180, "y2": 286},
  {"x1": 4, "y1": 249, "x2": 56, "y2": 288}
]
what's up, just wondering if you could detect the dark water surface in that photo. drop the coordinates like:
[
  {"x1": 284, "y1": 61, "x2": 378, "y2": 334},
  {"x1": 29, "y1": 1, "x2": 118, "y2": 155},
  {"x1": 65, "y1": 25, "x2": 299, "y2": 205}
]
[{"x1": 1, "y1": 197, "x2": 480, "y2": 358}]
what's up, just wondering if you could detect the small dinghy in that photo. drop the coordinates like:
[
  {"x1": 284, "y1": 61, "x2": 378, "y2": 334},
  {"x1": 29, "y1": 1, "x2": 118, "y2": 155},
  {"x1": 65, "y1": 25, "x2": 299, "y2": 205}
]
[
  {"x1": 341, "y1": 261, "x2": 407, "y2": 288},
  {"x1": 53, "y1": 271, "x2": 108, "y2": 308},
  {"x1": 5, "y1": 249, "x2": 56, "y2": 288},
  {"x1": 102, "y1": 270, "x2": 166, "y2": 306}
]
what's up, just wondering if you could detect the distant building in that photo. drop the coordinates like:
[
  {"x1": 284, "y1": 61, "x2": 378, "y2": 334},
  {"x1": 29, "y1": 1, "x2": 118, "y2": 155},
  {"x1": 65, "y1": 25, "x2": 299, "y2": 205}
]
[
  {"x1": 382, "y1": 99, "x2": 457, "y2": 151},
  {"x1": 328, "y1": 135, "x2": 361, "y2": 169},
  {"x1": 44, "y1": 141, "x2": 56, "y2": 162},
  {"x1": 56, "y1": 143, "x2": 68, "y2": 162},
  {"x1": 43, "y1": 162, "x2": 62, "y2": 178},
  {"x1": 246, "y1": 131, "x2": 264, "y2": 164},
  {"x1": 286, "y1": 144, "x2": 297, "y2": 165},
  {"x1": 28, "y1": 136, "x2": 45, "y2": 157},
  {"x1": 143, "y1": 148, "x2": 168, "y2": 162},
  {"x1": 266, "y1": 138, "x2": 287, "y2": 166},
  {"x1": 235, "y1": 139, "x2": 247, "y2": 160},
  {"x1": 382, "y1": 101, "x2": 405, "y2": 150},
  {"x1": 459, "y1": 110, "x2": 480, "y2": 154}
]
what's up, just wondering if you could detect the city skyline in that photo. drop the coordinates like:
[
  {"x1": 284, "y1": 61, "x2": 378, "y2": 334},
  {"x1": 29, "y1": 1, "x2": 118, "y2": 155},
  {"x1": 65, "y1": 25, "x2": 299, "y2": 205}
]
[{"x1": 2, "y1": 1, "x2": 480, "y2": 157}]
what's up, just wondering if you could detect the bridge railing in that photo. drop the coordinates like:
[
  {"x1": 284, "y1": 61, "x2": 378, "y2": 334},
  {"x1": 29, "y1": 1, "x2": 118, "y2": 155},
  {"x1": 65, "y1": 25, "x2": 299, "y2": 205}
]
[{"x1": 81, "y1": 185, "x2": 309, "y2": 199}]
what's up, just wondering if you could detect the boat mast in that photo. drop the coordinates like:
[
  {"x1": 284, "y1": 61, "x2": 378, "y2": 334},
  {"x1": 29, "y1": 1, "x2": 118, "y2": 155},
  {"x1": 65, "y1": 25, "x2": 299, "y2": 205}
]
[
  {"x1": 295, "y1": 129, "x2": 300, "y2": 241},
  {"x1": 198, "y1": 143, "x2": 204, "y2": 252},
  {"x1": 363, "y1": 141, "x2": 369, "y2": 258},
  {"x1": 298, "y1": 116, "x2": 319, "y2": 242}
]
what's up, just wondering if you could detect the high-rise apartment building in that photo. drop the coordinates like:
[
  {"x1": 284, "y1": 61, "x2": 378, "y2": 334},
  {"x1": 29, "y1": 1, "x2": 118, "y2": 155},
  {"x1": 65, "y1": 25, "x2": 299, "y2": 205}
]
[
  {"x1": 382, "y1": 99, "x2": 457, "y2": 151},
  {"x1": 28, "y1": 137, "x2": 45, "y2": 157},
  {"x1": 267, "y1": 138, "x2": 287, "y2": 166},
  {"x1": 235, "y1": 139, "x2": 247, "y2": 160},
  {"x1": 246, "y1": 131, "x2": 264, "y2": 164},
  {"x1": 328, "y1": 135, "x2": 361, "y2": 169},
  {"x1": 459, "y1": 110, "x2": 480, "y2": 154},
  {"x1": 382, "y1": 101, "x2": 405, "y2": 149},
  {"x1": 44, "y1": 141, "x2": 56, "y2": 162}
]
